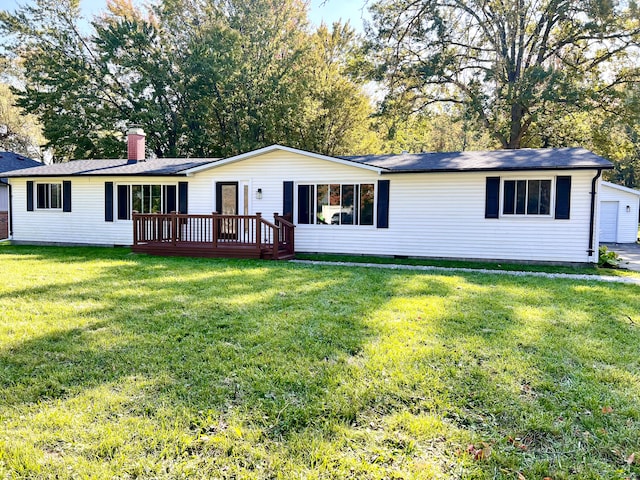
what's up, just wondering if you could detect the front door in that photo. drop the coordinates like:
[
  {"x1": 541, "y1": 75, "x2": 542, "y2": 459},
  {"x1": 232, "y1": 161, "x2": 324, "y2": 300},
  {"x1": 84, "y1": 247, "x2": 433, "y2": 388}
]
[{"x1": 216, "y1": 182, "x2": 238, "y2": 240}]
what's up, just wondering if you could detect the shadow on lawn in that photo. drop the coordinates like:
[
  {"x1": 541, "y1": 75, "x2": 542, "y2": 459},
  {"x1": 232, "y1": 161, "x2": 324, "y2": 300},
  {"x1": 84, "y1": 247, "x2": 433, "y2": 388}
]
[
  {"x1": 1, "y1": 248, "x2": 454, "y2": 433},
  {"x1": 398, "y1": 272, "x2": 640, "y2": 476},
  {"x1": 1, "y1": 247, "x2": 639, "y2": 477}
]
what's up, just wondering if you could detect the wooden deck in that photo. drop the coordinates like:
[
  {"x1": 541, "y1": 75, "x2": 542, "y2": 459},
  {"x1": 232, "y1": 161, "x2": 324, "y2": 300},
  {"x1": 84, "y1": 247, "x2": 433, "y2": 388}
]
[{"x1": 132, "y1": 212, "x2": 295, "y2": 260}]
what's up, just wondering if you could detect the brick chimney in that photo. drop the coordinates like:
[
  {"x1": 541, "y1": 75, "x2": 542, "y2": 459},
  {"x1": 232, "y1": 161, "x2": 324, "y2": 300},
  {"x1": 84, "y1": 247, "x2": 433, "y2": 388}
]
[{"x1": 127, "y1": 127, "x2": 146, "y2": 162}]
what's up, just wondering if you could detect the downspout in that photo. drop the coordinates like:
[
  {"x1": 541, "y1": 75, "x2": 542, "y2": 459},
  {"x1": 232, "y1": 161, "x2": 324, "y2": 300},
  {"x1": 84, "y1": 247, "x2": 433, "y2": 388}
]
[
  {"x1": 587, "y1": 169, "x2": 603, "y2": 257},
  {"x1": 7, "y1": 182, "x2": 13, "y2": 237}
]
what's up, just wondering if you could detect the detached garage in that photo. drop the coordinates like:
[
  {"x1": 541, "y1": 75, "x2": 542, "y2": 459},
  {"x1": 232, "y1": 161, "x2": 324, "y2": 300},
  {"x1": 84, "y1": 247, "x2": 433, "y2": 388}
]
[{"x1": 599, "y1": 181, "x2": 640, "y2": 243}]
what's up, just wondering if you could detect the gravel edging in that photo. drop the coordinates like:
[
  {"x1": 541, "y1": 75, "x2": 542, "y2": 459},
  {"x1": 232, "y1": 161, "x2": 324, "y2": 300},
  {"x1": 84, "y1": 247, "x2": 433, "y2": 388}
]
[{"x1": 291, "y1": 260, "x2": 640, "y2": 285}]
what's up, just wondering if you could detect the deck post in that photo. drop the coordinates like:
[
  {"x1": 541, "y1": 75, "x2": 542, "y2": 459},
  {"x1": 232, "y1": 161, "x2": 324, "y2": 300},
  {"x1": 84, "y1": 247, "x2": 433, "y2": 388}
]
[
  {"x1": 256, "y1": 212, "x2": 262, "y2": 254},
  {"x1": 170, "y1": 211, "x2": 177, "y2": 246},
  {"x1": 212, "y1": 212, "x2": 218, "y2": 249},
  {"x1": 272, "y1": 212, "x2": 280, "y2": 260},
  {"x1": 132, "y1": 211, "x2": 139, "y2": 246}
]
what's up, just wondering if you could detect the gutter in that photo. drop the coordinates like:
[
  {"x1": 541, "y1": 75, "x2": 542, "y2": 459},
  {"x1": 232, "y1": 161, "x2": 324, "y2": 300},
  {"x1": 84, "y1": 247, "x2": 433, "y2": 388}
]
[
  {"x1": 378, "y1": 165, "x2": 614, "y2": 174},
  {"x1": 587, "y1": 169, "x2": 603, "y2": 257}
]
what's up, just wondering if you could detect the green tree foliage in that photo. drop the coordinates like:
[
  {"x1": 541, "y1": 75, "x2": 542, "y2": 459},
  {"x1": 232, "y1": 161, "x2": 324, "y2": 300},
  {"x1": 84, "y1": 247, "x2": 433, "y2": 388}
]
[
  {"x1": 0, "y1": 0, "x2": 375, "y2": 160},
  {"x1": 0, "y1": 83, "x2": 45, "y2": 158},
  {"x1": 368, "y1": 0, "x2": 640, "y2": 149},
  {"x1": 371, "y1": 96, "x2": 497, "y2": 153},
  {"x1": 0, "y1": 59, "x2": 45, "y2": 158},
  {"x1": 296, "y1": 22, "x2": 379, "y2": 156}
]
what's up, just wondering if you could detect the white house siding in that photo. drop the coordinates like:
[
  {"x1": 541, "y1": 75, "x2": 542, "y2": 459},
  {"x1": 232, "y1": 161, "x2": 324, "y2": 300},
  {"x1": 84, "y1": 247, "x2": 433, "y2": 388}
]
[
  {"x1": 599, "y1": 183, "x2": 640, "y2": 243},
  {"x1": 9, "y1": 151, "x2": 601, "y2": 263},
  {"x1": 10, "y1": 176, "x2": 182, "y2": 245},
  {"x1": 187, "y1": 151, "x2": 599, "y2": 263}
]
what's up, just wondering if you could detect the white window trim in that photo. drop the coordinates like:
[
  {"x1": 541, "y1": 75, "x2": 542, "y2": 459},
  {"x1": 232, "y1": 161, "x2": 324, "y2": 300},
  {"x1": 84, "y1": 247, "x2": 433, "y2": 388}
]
[
  {"x1": 35, "y1": 182, "x2": 63, "y2": 210},
  {"x1": 115, "y1": 182, "x2": 180, "y2": 221},
  {"x1": 500, "y1": 177, "x2": 554, "y2": 218},
  {"x1": 295, "y1": 182, "x2": 377, "y2": 227}
]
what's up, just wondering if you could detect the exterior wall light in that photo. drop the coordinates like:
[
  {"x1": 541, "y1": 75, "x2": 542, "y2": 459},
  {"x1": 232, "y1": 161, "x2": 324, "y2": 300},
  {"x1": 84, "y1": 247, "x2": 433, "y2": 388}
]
[
  {"x1": 256, "y1": 188, "x2": 263, "y2": 200},
  {"x1": 626, "y1": 205, "x2": 631, "y2": 212}
]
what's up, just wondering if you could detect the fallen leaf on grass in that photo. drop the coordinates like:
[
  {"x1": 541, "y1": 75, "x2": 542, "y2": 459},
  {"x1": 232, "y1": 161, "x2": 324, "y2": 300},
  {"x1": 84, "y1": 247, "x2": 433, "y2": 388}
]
[
  {"x1": 601, "y1": 406, "x2": 613, "y2": 414},
  {"x1": 507, "y1": 436, "x2": 528, "y2": 451},
  {"x1": 627, "y1": 453, "x2": 636, "y2": 465},
  {"x1": 517, "y1": 473, "x2": 526, "y2": 480},
  {"x1": 467, "y1": 442, "x2": 492, "y2": 461}
]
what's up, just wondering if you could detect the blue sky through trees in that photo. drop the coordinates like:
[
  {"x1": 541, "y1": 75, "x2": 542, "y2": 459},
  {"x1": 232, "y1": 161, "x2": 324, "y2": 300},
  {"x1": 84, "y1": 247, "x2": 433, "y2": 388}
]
[{"x1": 3, "y1": 0, "x2": 369, "y2": 32}]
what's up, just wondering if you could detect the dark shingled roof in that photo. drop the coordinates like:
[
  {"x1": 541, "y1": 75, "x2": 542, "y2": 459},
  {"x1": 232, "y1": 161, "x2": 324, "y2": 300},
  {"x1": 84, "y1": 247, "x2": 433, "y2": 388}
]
[
  {"x1": 2, "y1": 157, "x2": 217, "y2": 177},
  {"x1": 0, "y1": 152, "x2": 42, "y2": 176},
  {"x1": 1, "y1": 147, "x2": 613, "y2": 178},
  {"x1": 343, "y1": 147, "x2": 613, "y2": 172}
]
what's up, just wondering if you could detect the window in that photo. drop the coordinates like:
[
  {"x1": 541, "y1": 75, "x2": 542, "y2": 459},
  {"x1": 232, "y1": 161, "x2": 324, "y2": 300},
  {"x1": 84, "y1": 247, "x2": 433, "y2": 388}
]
[
  {"x1": 117, "y1": 184, "x2": 177, "y2": 220},
  {"x1": 503, "y1": 179, "x2": 551, "y2": 215},
  {"x1": 132, "y1": 185, "x2": 162, "y2": 214},
  {"x1": 298, "y1": 183, "x2": 375, "y2": 225},
  {"x1": 36, "y1": 183, "x2": 62, "y2": 209}
]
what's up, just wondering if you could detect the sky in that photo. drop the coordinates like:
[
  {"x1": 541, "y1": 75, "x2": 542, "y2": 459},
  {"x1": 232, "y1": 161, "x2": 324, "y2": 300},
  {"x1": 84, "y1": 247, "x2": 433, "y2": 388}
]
[{"x1": 2, "y1": 0, "x2": 371, "y2": 32}]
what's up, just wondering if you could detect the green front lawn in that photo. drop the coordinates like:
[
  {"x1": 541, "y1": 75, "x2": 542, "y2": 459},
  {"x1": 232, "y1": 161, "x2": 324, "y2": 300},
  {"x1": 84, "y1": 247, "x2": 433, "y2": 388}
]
[{"x1": 1, "y1": 246, "x2": 639, "y2": 479}]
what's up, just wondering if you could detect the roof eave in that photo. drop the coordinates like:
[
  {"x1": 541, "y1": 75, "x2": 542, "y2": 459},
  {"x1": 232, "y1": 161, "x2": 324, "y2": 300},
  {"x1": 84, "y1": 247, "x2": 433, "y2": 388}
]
[
  {"x1": 379, "y1": 165, "x2": 614, "y2": 174},
  {"x1": 4, "y1": 172, "x2": 190, "y2": 178},
  {"x1": 601, "y1": 180, "x2": 640, "y2": 196}
]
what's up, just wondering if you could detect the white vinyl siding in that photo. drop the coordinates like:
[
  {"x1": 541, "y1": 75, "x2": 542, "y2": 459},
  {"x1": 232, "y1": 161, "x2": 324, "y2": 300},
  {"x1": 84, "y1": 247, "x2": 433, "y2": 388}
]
[
  {"x1": 10, "y1": 177, "x2": 166, "y2": 245},
  {"x1": 187, "y1": 151, "x2": 598, "y2": 263},
  {"x1": 9, "y1": 151, "x2": 600, "y2": 263}
]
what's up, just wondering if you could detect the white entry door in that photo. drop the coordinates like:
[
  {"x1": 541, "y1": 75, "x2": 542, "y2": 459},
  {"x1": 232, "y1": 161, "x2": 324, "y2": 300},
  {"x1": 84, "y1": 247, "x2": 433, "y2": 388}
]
[{"x1": 600, "y1": 201, "x2": 619, "y2": 242}]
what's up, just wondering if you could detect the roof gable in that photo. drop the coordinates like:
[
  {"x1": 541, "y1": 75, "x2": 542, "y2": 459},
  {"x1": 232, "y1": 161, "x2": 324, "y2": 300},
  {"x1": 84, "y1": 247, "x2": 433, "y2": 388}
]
[
  {"x1": 182, "y1": 145, "x2": 385, "y2": 175},
  {"x1": 601, "y1": 181, "x2": 640, "y2": 196}
]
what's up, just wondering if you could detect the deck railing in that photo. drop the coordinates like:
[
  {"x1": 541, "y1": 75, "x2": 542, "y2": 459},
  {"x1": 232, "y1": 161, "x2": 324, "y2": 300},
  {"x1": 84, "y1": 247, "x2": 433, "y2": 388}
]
[{"x1": 132, "y1": 211, "x2": 295, "y2": 259}]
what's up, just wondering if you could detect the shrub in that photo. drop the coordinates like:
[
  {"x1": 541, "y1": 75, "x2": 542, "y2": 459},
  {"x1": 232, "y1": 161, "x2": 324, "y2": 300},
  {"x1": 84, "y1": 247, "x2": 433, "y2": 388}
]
[{"x1": 598, "y1": 245, "x2": 620, "y2": 268}]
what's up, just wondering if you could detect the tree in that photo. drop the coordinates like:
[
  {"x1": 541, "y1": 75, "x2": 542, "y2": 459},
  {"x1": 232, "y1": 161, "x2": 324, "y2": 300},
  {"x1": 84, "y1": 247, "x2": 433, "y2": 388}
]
[
  {"x1": 0, "y1": 83, "x2": 45, "y2": 158},
  {"x1": 0, "y1": 58, "x2": 45, "y2": 158},
  {"x1": 295, "y1": 22, "x2": 378, "y2": 156},
  {"x1": 368, "y1": 0, "x2": 640, "y2": 149},
  {"x1": 0, "y1": 0, "x2": 377, "y2": 160}
]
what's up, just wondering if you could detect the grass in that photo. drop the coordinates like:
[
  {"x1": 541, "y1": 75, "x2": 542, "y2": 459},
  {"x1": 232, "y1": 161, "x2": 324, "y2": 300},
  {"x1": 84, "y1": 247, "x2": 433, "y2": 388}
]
[{"x1": 0, "y1": 245, "x2": 639, "y2": 479}]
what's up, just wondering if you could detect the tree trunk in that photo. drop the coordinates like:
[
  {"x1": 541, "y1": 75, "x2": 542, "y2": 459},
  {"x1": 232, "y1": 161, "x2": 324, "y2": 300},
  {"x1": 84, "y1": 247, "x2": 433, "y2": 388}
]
[{"x1": 507, "y1": 103, "x2": 525, "y2": 149}]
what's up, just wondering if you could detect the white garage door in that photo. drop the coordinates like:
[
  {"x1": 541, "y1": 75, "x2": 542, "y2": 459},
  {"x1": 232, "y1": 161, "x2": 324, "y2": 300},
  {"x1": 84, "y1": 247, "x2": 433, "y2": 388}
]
[{"x1": 600, "y1": 201, "x2": 619, "y2": 242}]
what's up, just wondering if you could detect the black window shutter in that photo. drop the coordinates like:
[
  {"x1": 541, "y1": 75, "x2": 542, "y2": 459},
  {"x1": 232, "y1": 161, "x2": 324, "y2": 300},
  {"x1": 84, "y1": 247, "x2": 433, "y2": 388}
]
[
  {"x1": 105, "y1": 182, "x2": 114, "y2": 222},
  {"x1": 165, "y1": 185, "x2": 177, "y2": 213},
  {"x1": 283, "y1": 181, "x2": 294, "y2": 218},
  {"x1": 117, "y1": 185, "x2": 129, "y2": 220},
  {"x1": 555, "y1": 176, "x2": 571, "y2": 219},
  {"x1": 26, "y1": 181, "x2": 34, "y2": 211},
  {"x1": 215, "y1": 182, "x2": 222, "y2": 213},
  {"x1": 62, "y1": 181, "x2": 72, "y2": 212},
  {"x1": 178, "y1": 182, "x2": 188, "y2": 214},
  {"x1": 376, "y1": 180, "x2": 390, "y2": 228},
  {"x1": 297, "y1": 185, "x2": 313, "y2": 224},
  {"x1": 485, "y1": 177, "x2": 500, "y2": 218}
]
